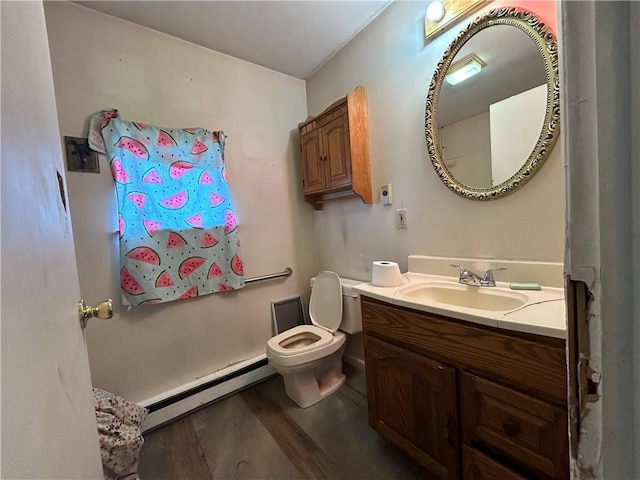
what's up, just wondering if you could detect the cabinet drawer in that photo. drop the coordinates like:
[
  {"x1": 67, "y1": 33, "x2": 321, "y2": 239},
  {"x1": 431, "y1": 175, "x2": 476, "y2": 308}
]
[
  {"x1": 461, "y1": 373, "x2": 568, "y2": 479},
  {"x1": 462, "y1": 445, "x2": 527, "y2": 480}
]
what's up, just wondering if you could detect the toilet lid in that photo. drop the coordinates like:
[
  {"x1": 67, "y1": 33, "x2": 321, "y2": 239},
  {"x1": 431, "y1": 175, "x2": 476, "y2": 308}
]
[{"x1": 309, "y1": 271, "x2": 342, "y2": 333}]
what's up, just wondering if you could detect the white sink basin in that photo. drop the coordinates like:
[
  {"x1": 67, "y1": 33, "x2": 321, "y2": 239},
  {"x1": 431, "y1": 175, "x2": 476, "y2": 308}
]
[{"x1": 397, "y1": 282, "x2": 528, "y2": 312}]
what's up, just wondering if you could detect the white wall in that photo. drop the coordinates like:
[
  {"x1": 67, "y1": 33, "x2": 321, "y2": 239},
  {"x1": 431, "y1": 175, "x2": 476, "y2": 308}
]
[
  {"x1": 44, "y1": 2, "x2": 316, "y2": 403},
  {"x1": 306, "y1": 1, "x2": 563, "y2": 281},
  {"x1": 490, "y1": 84, "x2": 547, "y2": 185},
  {"x1": 441, "y1": 111, "x2": 492, "y2": 187}
]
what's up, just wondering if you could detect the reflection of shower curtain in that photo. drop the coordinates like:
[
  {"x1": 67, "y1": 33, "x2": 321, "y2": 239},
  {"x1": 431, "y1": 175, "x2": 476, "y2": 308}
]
[{"x1": 93, "y1": 110, "x2": 245, "y2": 306}]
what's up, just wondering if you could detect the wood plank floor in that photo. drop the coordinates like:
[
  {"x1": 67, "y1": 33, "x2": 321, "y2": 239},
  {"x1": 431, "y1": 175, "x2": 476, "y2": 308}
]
[{"x1": 138, "y1": 367, "x2": 429, "y2": 479}]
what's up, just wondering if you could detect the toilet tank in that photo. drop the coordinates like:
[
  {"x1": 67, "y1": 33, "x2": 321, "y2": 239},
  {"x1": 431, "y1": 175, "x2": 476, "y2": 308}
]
[{"x1": 311, "y1": 276, "x2": 363, "y2": 334}]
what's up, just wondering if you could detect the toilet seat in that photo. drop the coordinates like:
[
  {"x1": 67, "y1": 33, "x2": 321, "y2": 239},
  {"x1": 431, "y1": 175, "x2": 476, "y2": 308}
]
[
  {"x1": 267, "y1": 325, "x2": 333, "y2": 357},
  {"x1": 267, "y1": 271, "x2": 343, "y2": 360},
  {"x1": 267, "y1": 330, "x2": 345, "y2": 368}
]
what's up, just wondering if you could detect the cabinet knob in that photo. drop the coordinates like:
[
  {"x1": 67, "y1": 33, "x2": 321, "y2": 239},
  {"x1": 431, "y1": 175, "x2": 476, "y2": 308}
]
[
  {"x1": 502, "y1": 419, "x2": 521, "y2": 437},
  {"x1": 443, "y1": 412, "x2": 454, "y2": 446}
]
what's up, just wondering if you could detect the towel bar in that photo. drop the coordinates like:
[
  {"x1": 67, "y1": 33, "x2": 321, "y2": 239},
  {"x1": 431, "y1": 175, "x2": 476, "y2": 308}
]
[
  {"x1": 108, "y1": 231, "x2": 292, "y2": 286},
  {"x1": 245, "y1": 267, "x2": 293, "y2": 285}
]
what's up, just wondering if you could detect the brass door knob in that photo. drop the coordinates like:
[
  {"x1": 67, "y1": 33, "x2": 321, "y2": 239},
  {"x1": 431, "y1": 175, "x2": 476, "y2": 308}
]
[{"x1": 78, "y1": 299, "x2": 113, "y2": 328}]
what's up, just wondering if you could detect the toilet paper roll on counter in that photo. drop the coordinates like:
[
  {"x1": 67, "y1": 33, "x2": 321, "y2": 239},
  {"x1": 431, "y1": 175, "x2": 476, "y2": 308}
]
[{"x1": 371, "y1": 261, "x2": 405, "y2": 287}]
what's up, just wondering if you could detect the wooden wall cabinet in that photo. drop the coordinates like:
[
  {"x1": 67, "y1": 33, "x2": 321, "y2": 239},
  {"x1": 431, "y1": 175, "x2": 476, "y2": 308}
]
[
  {"x1": 362, "y1": 297, "x2": 569, "y2": 480},
  {"x1": 298, "y1": 86, "x2": 372, "y2": 210}
]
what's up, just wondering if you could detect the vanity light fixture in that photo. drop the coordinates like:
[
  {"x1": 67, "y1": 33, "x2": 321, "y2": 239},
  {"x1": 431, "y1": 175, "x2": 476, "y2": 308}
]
[
  {"x1": 426, "y1": 1, "x2": 446, "y2": 22},
  {"x1": 445, "y1": 53, "x2": 486, "y2": 85},
  {"x1": 424, "y1": 0, "x2": 488, "y2": 41}
]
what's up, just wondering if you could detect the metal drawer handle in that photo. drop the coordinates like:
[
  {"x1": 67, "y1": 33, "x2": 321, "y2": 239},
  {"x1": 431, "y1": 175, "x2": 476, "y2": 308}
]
[{"x1": 502, "y1": 419, "x2": 521, "y2": 437}]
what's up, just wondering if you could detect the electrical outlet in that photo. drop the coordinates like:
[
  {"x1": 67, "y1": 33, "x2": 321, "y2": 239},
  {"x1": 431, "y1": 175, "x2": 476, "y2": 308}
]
[{"x1": 396, "y1": 208, "x2": 407, "y2": 229}]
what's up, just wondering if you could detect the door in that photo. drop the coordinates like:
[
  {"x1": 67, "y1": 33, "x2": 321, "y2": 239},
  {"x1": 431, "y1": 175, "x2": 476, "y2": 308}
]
[
  {"x1": 300, "y1": 129, "x2": 326, "y2": 194},
  {"x1": 365, "y1": 336, "x2": 459, "y2": 479},
  {"x1": 1, "y1": 2, "x2": 103, "y2": 478},
  {"x1": 323, "y1": 114, "x2": 352, "y2": 190},
  {"x1": 300, "y1": 128, "x2": 326, "y2": 194}
]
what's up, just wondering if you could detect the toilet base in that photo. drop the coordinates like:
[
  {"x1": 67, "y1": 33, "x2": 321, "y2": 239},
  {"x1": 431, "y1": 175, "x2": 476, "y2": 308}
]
[
  {"x1": 272, "y1": 344, "x2": 346, "y2": 408},
  {"x1": 283, "y1": 369, "x2": 346, "y2": 408}
]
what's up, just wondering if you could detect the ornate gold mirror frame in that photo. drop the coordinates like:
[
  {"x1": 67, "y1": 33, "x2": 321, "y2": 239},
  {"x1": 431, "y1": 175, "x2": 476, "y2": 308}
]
[{"x1": 425, "y1": 7, "x2": 560, "y2": 200}]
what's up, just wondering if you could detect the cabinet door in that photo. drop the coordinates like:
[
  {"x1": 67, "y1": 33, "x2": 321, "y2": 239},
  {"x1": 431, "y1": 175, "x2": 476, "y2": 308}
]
[
  {"x1": 300, "y1": 129, "x2": 325, "y2": 194},
  {"x1": 365, "y1": 336, "x2": 459, "y2": 480},
  {"x1": 322, "y1": 114, "x2": 352, "y2": 190}
]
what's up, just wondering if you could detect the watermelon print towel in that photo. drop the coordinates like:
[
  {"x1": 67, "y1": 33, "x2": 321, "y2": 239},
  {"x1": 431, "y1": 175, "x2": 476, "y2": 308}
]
[{"x1": 98, "y1": 110, "x2": 244, "y2": 305}]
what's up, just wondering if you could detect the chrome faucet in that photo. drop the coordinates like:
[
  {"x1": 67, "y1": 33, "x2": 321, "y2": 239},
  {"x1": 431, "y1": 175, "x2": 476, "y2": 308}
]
[
  {"x1": 481, "y1": 267, "x2": 507, "y2": 287},
  {"x1": 451, "y1": 264, "x2": 483, "y2": 286},
  {"x1": 451, "y1": 264, "x2": 507, "y2": 287}
]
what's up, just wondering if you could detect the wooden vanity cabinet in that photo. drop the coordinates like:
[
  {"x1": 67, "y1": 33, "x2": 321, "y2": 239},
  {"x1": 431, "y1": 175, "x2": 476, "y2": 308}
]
[
  {"x1": 298, "y1": 86, "x2": 372, "y2": 210},
  {"x1": 362, "y1": 296, "x2": 569, "y2": 480}
]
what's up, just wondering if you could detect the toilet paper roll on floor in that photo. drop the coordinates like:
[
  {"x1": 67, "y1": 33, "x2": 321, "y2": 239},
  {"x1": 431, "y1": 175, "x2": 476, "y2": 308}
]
[{"x1": 371, "y1": 261, "x2": 405, "y2": 287}]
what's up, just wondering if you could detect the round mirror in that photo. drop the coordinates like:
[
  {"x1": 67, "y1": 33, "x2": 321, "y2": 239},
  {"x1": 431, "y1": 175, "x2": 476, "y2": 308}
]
[{"x1": 425, "y1": 7, "x2": 559, "y2": 200}]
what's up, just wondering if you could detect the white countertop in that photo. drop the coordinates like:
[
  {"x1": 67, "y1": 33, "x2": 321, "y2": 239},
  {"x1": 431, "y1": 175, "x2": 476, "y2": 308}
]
[{"x1": 352, "y1": 272, "x2": 567, "y2": 339}]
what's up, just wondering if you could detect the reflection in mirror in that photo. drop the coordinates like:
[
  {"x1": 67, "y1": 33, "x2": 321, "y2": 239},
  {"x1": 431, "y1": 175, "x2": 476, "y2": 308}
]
[
  {"x1": 425, "y1": 7, "x2": 559, "y2": 200},
  {"x1": 438, "y1": 25, "x2": 547, "y2": 187}
]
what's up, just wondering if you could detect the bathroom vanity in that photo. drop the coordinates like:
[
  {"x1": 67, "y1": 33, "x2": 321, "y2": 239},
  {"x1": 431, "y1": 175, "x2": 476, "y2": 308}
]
[
  {"x1": 353, "y1": 3, "x2": 566, "y2": 475},
  {"x1": 354, "y1": 257, "x2": 568, "y2": 480}
]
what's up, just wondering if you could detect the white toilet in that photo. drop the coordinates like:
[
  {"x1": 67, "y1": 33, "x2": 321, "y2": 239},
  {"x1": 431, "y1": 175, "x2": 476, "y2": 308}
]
[{"x1": 266, "y1": 271, "x2": 362, "y2": 408}]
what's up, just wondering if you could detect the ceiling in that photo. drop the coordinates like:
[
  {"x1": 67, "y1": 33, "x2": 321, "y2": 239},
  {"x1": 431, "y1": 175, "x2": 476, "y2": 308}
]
[{"x1": 74, "y1": 1, "x2": 392, "y2": 79}]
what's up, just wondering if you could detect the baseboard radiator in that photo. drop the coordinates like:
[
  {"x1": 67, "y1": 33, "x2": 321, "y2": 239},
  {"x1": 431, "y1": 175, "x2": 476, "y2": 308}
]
[{"x1": 139, "y1": 354, "x2": 275, "y2": 432}]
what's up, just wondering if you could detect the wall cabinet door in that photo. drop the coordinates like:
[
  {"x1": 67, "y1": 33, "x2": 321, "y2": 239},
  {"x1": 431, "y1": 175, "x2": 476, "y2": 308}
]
[
  {"x1": 300, "y1": 115, "x2": 352, "y2": 195},
  {"x1": 365, "y1": 336, "x2": 459, "y2": 480},
  {"x1": 323, "y1": 114, "x2": 351, "y2": 190},
  {"x1": 300, "y1": 129, "x2": 325, "y2": 194}
]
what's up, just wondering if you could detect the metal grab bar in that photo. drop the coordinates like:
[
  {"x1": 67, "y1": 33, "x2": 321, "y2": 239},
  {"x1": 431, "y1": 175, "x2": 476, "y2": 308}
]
[{"x1": 245, "y1": 267, "x2": 293, "y2": 285}]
